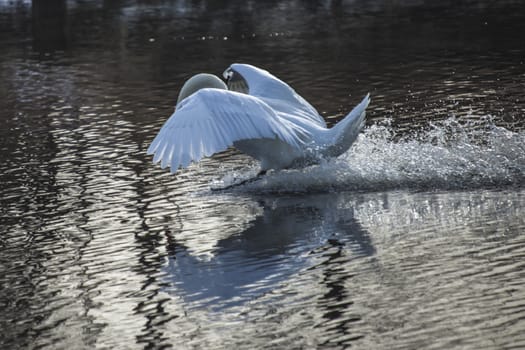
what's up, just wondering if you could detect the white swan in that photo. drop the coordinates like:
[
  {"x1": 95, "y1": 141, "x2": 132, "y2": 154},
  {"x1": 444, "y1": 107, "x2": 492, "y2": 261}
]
[{"x1": 147, "y1": 63, "x2": 370, "y2": 174}]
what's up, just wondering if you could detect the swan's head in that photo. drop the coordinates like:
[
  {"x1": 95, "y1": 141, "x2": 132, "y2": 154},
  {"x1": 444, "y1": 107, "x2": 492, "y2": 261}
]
[
  {"x1": 223, "y1": 66, "x2": 249, "y2": 94},
  {"x1": 176, "y1": 73, "x2": 227, "y2": 106}
]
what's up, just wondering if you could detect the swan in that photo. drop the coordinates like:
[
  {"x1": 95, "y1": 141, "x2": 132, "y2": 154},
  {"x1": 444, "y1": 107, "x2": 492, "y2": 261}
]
[{"x1": 147, "y1": 63, "x2": 370, "y2": 176}]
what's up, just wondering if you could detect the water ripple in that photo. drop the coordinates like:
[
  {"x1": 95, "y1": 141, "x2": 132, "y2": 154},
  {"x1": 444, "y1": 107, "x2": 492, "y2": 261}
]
[{"x1": 1, "y1": 1, "x2": 525, "y2": 349}]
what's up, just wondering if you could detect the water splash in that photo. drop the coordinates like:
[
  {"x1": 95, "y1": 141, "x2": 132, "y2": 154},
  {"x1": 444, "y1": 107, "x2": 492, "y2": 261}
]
[{"x1": 220, "y1": 116, "x2": 525, "y2": 193}]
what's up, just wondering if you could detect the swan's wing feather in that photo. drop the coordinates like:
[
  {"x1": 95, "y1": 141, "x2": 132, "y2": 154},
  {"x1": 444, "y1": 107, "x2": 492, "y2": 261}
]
[
  {"x1": 147, "y1": 88, "x2": 307, "y2": 173},
  {"x1": 225, "y1": 63, "x2": 327, "y2": 127}
]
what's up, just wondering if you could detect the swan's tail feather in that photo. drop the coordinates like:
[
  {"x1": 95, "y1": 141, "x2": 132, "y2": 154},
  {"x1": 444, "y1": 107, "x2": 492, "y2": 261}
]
[{"x1": 325, "y1": 94, "x2": 370, "y2": 158}]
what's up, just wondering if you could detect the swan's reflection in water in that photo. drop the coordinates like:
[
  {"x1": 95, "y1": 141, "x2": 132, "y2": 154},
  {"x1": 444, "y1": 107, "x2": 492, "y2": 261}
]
[{"x1": 162, "y1": 194, "x2": 374, "y2": 309}]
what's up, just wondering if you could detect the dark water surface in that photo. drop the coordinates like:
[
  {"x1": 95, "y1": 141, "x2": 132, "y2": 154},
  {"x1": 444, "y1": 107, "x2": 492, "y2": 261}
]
[{"x1": 1, "y1": 1, "x2": 525, "y2": 349}]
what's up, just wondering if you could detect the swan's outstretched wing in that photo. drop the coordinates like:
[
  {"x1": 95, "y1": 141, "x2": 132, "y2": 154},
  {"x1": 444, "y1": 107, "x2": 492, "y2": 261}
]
[
  {"x1": 147, "y1": 88, "x2": 308, "y2": 173},
  {"x1": 224, "y1": 63, "x2": 327, "y2": 127}
]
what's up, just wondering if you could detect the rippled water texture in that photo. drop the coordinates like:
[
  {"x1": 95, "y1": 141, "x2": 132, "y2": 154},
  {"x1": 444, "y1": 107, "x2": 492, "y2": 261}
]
[{"x1": 1, "y1": 1, "x2": 525, "y2": 349}]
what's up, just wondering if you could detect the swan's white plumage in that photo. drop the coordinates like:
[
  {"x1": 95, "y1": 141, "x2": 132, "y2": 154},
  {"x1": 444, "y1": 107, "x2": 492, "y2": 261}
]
[
  {"x1": 147, "y1": 88, "x2": 308, "y2": 173},
  {"x1": 226, "y1": 63, "x2": 326, "y2": 127},
  {"x1": 147, "y1": 63, "x2": 370, "y2": 173}
]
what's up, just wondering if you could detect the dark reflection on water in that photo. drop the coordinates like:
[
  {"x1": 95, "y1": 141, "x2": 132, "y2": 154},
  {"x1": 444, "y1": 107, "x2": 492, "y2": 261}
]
[
  {"x1": 163, "y1": 194, "x2": 374, "y2": 309},
  {"x1": 1, "y1": 0, "x2": 525, "y2": 349}
]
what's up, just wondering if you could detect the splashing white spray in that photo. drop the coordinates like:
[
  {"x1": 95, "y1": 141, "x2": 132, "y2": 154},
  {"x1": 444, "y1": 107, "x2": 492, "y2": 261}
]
[{"x1": 224, "y1": 116, "x2": 525, "y2": 193}]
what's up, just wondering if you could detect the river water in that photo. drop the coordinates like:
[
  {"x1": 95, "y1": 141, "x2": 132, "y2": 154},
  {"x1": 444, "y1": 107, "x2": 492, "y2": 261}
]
[{"x1": 1, "y1": 1, "x2": 524, "y2": 349}]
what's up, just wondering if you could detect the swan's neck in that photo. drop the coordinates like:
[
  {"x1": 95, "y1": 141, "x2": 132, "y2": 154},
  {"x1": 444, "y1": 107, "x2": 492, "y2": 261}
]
[{"x1": 177, "y1": 73, "x2": 227, "y2": 105}]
